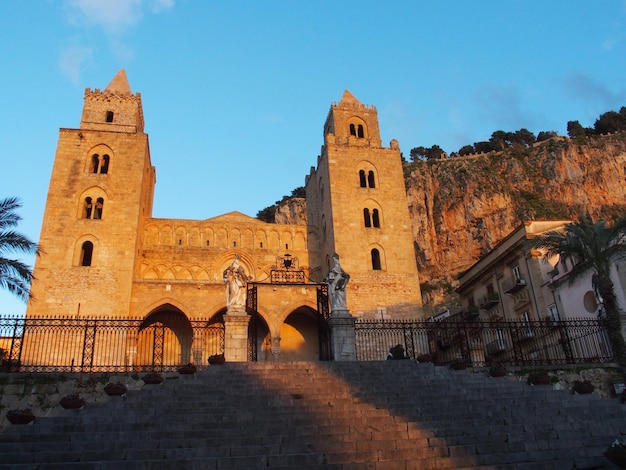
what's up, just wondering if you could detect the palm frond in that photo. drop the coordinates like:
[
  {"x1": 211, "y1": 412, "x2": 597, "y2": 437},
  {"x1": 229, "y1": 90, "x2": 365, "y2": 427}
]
[
  {"x1": 0, "y1": 257, "x2": 34, "y2": 302},
  {"x1": 0, "y1": 230, "x2": 39, "y2": 256},
  {"x1": 0, "y1": 198, "x2": 39, "y2": 302},
  {"x1": 0, "y1": 197, "x2": 22, "y2": 230}
]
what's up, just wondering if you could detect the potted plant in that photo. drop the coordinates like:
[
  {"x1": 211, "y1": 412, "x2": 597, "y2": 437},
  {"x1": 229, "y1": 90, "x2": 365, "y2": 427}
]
[
  {"x1": 527, "y1": 370, "x2": 551, "y2": 385},
  {"x1": 387, "y1": 344, "x2": 409, "y2": 360},
  {"x1": 208, "y1": 354, "x2": 225, "y2": 365},
  {"x1": 59, "y1": 393, "x2": 85, "y2": 409},
  {"x1": 572, "y1": 379, "x2": 595, "y2": 394},
  {"x1": 416, "y1": 353, "x2": 433, "y2": 363},
  {"x1": 104, "y1": 381, "x2": 128, "y2": 396},
  {"x1": 450, "y1": 359, "x2": 471, "y2": 370},
  {"x1": 489, "y1": 364, "x2": 507, "y2": 377},
  {"x1": 178, "y1": 362, "x2": 197, "y2": 374},
  {"x1": 142, "y1": 372, "x2": 163, "y2": 384},
  {"x1": 6, "y1": 408, "x2": 35, "y2": 425},
  {"x1": 605, "y1": 438, "x2": 626, "y2": 468}
]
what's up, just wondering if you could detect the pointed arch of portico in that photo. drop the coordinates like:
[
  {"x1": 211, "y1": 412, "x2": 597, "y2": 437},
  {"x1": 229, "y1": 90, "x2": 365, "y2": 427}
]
[
  {"x1": 248, "y1": 297, "x2": 319, "y2": 339},
  {"x1": 249, "y1": 306, "x2": 275, "y2": 337},
  {"x1": 281, "y1": 305, "x2": 320, "y2": 361},
  {"x1": 134, "y1": 301, "x2": 194, "y2": 368},
  {"x1": 137, "y1": 298, "x2": 191, "y2": 321},
  {"x1": 273, "y1": 299, "x2": 319, "y2": 327}
]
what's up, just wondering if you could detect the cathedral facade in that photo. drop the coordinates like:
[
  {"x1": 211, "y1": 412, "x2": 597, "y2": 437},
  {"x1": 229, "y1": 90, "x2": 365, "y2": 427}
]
[{"x1": 26, "y1": 70, "x2": 422, "y2": 363}]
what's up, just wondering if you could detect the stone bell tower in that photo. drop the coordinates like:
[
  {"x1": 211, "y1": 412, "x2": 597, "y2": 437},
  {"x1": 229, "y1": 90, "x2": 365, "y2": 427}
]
[
  {"x1": 26, "y1": 69, "x2": 156, "y2": 318},
  {"x1": 306, "y1": 90, "x2": 422, "y2": 319}
]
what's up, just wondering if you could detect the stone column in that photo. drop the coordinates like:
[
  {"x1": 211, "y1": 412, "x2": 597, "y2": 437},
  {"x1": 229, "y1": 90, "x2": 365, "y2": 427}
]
[
  {"x1": 223, "y1": 307, "x2": 250, "y2": 362},
  {"x1": 270, "y1": 335, "x2": 281, "y2": 361},
  {"x1": 192, "y1": 328, "x2": 205, "y2": 367},
  {"x1": 328, "y1": 310, "x2": 357, "y2": 361}
]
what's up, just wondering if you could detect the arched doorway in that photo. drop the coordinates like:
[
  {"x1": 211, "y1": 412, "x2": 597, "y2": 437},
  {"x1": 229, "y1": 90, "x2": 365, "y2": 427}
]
[
  {"x1": 279, "y1": 306, "x2": 321, "y2": 361},
  {"x1": 203, "y1": 310, "x2": 226, "y2": 363},
  {"x1": 246, "y1": 282, "x2": 330, "y2": 361},
  {"x1": 136, "y1": 305, "x2": 193, "y2": 371}
]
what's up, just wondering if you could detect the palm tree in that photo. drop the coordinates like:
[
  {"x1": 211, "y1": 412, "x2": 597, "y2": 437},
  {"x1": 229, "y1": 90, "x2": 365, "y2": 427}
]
[
  {"x1": 530, "y1": 214, "x2": 626, "y2": 369},
  {"x1": 0, "y1": 197, "x2": 40, "y2": 302}
]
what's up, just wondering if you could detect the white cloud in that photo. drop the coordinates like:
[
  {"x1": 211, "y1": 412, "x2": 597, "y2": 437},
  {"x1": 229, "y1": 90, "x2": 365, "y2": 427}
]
[
  {"x1": 64, "y1": 0, "x2": 145, "y2": 35},
  {"x1": 602, "y1": 37, "x2": 618, "y2": 51},
  {"x1": 150, "y1": 0, "x2": 175, "y2": 14},
  {"x1": 59, "y1": 43, "x2": 93, "y2": 85},
  {"x1": 262, "y1": 113, "x2": 283, "y2": 123},
  {"x1": 59, "y1": 0, "x2": 174, "y2": 82}
]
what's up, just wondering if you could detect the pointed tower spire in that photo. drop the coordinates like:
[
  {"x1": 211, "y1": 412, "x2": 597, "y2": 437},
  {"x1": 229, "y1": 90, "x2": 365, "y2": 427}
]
[
  {"x1": 339, "y1": 89, "x2": 361, "y2": 105},
  {"x1": 81, "y1": 69, "x2": 144, "y2": 132},
  {"x1": 323, "y1": 90, "x2": 380, "y2": 147},
  {"x1": 105, "y1": 69, "x2": 132, "y2": 95}
]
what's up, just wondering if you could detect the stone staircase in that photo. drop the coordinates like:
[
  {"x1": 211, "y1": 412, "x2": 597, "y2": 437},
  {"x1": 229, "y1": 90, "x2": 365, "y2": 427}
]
[{"x1": 1, "y1": 361, "x2": 625, "y2": 469}]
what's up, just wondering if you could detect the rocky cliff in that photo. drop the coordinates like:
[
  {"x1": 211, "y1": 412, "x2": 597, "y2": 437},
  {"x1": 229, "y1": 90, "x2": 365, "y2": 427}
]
[{"x1": 274, "y1": 197, "x2": 307, "y2": 225}]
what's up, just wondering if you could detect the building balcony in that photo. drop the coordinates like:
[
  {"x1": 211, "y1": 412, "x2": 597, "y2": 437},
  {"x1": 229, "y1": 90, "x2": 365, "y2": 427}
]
[
  {"x1": 513, "y1": 294, "x2": 531, "y2": 310},
  {"x1": 504, "y1": 277, "x2": 527, "y2": 294},
  {"x1": 479, "y1": 293, "x2": 500, "y2": 309}
]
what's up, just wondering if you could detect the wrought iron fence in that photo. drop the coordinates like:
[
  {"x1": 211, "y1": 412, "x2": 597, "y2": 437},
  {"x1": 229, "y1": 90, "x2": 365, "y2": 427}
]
[
  {"x1": 0, "y1": 315, "x2": 224, "y2": 373},
  {"x1": 355, "y1": 319, "x2": 614, "y2": 367},
  {"x1": 0, "y1": 316, "x2": 614, "y2": 371}
]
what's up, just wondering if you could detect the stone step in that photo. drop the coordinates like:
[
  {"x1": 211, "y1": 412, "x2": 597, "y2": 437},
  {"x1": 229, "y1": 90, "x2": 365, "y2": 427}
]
[{"x1": 1, "y1": 361, "x2": 623, "y2": 469}]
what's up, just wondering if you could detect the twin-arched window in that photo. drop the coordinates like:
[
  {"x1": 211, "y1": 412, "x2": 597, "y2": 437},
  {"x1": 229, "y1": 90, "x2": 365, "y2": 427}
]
[
  {"x1": 83, "y1": 197, "x2": 104, "y2": 219},
  {"x1": 359, "y1": 170, "x2": 376, "y2": 188},
  {"x1": 349, "y1": 123, "x2": 365, "y2": 138},
  {"x1": 90, "y1": 154, "x2": 110, "y2": 174},
  {"x1": 363, "y1": 208, "x2": 380, "y2": 228}
]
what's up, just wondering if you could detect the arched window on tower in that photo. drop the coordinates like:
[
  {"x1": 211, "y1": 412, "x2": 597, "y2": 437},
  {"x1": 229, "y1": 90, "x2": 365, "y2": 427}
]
[
  {"x1": 359, "y1": 170, "x2": 367, "y2": 188},
  {"x1": 91, "y1": 155, "x2": 99, "y2": 174},
  {"x1": 349, "y1": 123, "x2": 356, "y2": 136},
  {"x1": 372, "y1": 209, "x2": 380, "y2": 228},
  {"x1": 80, "y1": 241, "x2": 94, "y2": 267},
  {"x1": 363, "y1": 208, "x2": 371, "y2": 228},
  {"x1": 367, "y1": 170, "x2": 376, "y2": 188},
  {"x1": 83, "y1": 197, "x2": 93, "y2": 219},
  {"x1": 106, "y1": 111, "x2": 114, "y2": 123},
  {"x1": 357, "y1": 125, "x2": 364, "y2": 138},
  {"x1": 371, "y1": 248, "x2": 382, "y2": 270},
  {"x1": 93, "y1": 198, "x2": 104, "y2": 220},
  {"x1": 100, "y1": 155, "x2": 110, "y2": 174}
]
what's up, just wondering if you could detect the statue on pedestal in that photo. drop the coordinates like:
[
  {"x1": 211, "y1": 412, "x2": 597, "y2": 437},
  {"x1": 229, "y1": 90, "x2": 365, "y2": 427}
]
[
  {"x1": 223, "y1": 255, "x2": 249, "y2": 308},
  {"x1": 325, "y1": 253, "x2": 350, "y2": 312}
]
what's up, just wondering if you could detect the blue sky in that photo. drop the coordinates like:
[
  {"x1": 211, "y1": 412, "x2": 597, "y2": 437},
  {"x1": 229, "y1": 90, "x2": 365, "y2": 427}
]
[{"x1": 1, "y1": 0, "x2": 625, "y2": 317}]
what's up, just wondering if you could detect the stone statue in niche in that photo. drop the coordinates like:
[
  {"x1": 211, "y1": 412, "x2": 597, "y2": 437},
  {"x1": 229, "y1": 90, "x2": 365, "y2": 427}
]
[
  {"x1": 223, "y1": 255, "x2": 249, "y2": 308},
  {"x1": 325, "y1": 253, "x2": 350, "y2": 312}
]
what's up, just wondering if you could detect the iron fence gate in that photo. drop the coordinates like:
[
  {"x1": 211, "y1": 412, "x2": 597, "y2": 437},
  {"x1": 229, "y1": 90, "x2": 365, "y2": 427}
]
[
  {"x1": 0, "y1": 316, "x2": 615, "y2": 371},
  {"x1": 0, "y1": 316, "x2": 224, "y2": 373},
  {"x1": 355, "y1": 319, "x2": 614, "y2": 367}
]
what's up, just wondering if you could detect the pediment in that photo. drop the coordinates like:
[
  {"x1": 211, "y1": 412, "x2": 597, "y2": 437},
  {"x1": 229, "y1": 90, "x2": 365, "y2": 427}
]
[{"x1": 205, "y1": 211, "x2": 262, "y2": 224}]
